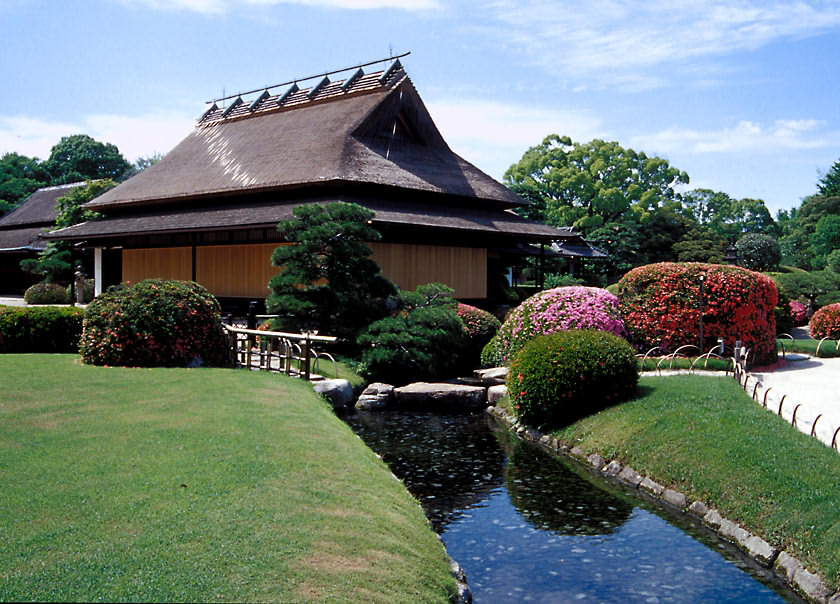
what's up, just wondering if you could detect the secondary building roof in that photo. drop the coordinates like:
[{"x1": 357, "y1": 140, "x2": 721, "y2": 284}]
[{"x1": 0, "y1": 182, "x2": 85, "y2": 252}]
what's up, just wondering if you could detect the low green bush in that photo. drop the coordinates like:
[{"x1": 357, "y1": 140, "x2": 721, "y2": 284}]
[
  {"x1": 23, "y1": 282, "x2": 70, "y2": 305},
  {"x1": 809, "y1": 302, "x2": 840, "y2": 340},
  {"x1": 507, "y1": 330, "x2": 638, "y2": 429},
  {"x1": 0, "y1": 306, "x2": 85, "y2": 352},
  {"x1": 457, "y1": 303, "x2": 501, "y2": 370},
  {"x1": 480, "y1": 335, "x2": 500, "y2": 368},
  {"x1": 79, "y1": 279, "x2": 228, "y2": 367},
  {"x1": 357, "y1": 283, "x2": 466, "y2": 385}
]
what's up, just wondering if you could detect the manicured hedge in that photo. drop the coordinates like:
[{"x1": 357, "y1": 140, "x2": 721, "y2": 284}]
[
  {"x1": 507, "y1": 330, "x2": 638, "y2": 428},
  {"x1": 809, "y1": 302, "x2": 840, "y2": 340},
  {"x1": 457, "y1": 303, "x2": 501, "y2": 370},
  {"x1": 23, "y1": 282, "x2": 71, "y2": 305},
  {"x1": 79, "y1": 280, "x2": 227, "y2": 367},
  {"x1": 0, "y1": 306, "x2": 85, "y2": 353},
  {"x1": 618, "y1": 262, "x2": 778, "y2": 365}
]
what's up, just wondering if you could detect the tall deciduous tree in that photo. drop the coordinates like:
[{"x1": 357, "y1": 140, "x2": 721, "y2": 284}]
[
  {"x1": 504, "y1": 135, "x2": 689, "y2": 231},
  {"x1": 267, "y1": 202, "x2": 396, "y2": 341},
  {"x1": 0, "y1": 152, "x2": 51, "y2": 216},
  {"x1": 45, "y1": 134, "x2": 132, "y2": 183},
  {"x1": 817, "y1": 158, "x2": 840, "y2": 198},
  {"x1": 679, "y1": 189, "x2": 777, "y2": 239}
]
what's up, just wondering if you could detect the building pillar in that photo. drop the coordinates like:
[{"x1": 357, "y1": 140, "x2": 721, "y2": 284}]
[{"x1": 94, "y1": 247, "x2": 103, "y2": 297}]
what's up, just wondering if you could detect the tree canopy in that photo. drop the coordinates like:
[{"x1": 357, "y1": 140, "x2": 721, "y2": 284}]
[
  {"x1": 679, "y1": 188, "x2": 777, "y2": 239},
  {"x1": 504, "y1": 135, "x2": 689, "y2": 231},
  {"x1": 817, "y1": 158, "x2": 840, "y2": 198},
  {"x1": 45, "y1": 134, "x2": 132, "y2": 183},
  {"x1": 0, "y1": 152, "x2": 51, "y2": 216}
]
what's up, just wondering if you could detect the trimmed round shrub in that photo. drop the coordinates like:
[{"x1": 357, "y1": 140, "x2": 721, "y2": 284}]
[
  {"x1": 79, "y1": 279, "x2": 227, "y2": 367},
  {"x1": 24, "y1": 282, "x2": 71, "y2": 305},
  {"x1": 491, "y1": 286, "x2": 626, "y2": 366},
  {"x1": 507, "y1": 330, "x2": 638, "y2": 429},
  {"x1": 774, "y1": 286, "x2": 793, "y2": 336},
  {"x1": 618, "y1": 262, "x2": 778, "y2": 365},
  {"x1": 789, "y1": 300, "x2": 808, "y2": 327},
  {"x1": 457, "y1": 303, "x2": 501, "y2": 369},
  {"x1": 809, "y1": 302, "x2": 840, "y2": 340}
]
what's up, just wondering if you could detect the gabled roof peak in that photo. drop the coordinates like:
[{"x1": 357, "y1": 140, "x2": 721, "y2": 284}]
[{"x1": 198, "y1": 54, "x2": 409, "y2": 126}]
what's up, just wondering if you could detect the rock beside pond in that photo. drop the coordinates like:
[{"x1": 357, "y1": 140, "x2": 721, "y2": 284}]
[
  {"x1": 312, "y1": 379, "x2": 353, "y2": 409},
  {"x1": 473, "y1": 367, "x2": 508, "y2": 385},
  {"x1": 394, "y1": 382, "x2": 487, "y2": 411},
  {"x1": 355, "y1": 382, "x2": 395, "y2": 411},
  {"x1": 487, "y1": 384, "x2": 507, "y2": 404}
]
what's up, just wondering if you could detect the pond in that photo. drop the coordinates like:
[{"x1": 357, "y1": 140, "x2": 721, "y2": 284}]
[{"x1": 342, "y1": 410, "x2": 802, "y2": 603}]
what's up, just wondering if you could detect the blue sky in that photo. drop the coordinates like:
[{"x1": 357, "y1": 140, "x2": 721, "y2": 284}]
[{"x1": 1, "y1": 0, "x2": 839, "y2": 215}]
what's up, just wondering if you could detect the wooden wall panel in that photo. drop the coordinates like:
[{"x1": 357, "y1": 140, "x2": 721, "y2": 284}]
[
  {"x1": 122, "y1": 247, "x2": 192, "y2": 284},
  {"x1": 369, "y1": 243, "x2": 487, "y2": 299},
  {"x1": 196, "y1": 243, "x2": 282, "y2": 298}
]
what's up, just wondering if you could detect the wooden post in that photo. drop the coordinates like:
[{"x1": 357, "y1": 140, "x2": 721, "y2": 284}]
[
  {"x1": 94, "y1": 247, "x2": 103, "y2": 297},
  {"x1": 302, "y1": 334, "x2": 311, "y2": 381}
]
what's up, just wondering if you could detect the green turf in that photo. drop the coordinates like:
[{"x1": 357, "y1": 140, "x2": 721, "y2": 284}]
[
  {"x1": 0, "y1": 354, "x2": 454, "y2": 602},
  {"x1": 778, "y1": 337, "x2": 840, "y2": 358},
  {"x1": 501, "y1": 375, "x2": 840, "y2": 589}
]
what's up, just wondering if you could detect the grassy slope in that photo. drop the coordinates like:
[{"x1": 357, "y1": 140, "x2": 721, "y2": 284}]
[
  {"x1": 538, "y1": 375, "x2": 840, "y2": 588},
  {"x1": 0, "y1": 355, "x2": 454, "y2": 603}
]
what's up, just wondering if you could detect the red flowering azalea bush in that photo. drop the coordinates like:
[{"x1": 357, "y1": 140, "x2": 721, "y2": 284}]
[
  {"x1": 507, "y1": 330, "x2": 638, "y2": 428},
  {"x1": 80, "y1": 279, "x2": 228, "y2": 367},
  {"x1": 617, "y1": 262, "x2": 778, "y2": 365},
  {"x1": 809, "y1": 303, "x2": 840, "y2": 340},
  {"x1": 488, "y1": 286, "x2": 626, "y2": 366},
  {"x1": 790, "y1": 300, "x2": 808, "y2": 327}
]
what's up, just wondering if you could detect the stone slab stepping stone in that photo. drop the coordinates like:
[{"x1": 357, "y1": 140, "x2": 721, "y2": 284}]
[{"x1": 394, "y1": 382, "x2": 487, "y2": 411}]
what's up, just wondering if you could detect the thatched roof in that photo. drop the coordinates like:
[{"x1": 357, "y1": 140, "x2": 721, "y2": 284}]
[
  {"x1": 85, "y1": 62, "x2": 522, "y2": 212},
  {"x1": 0, "y1": 182, "x2": 84, "y2": 252}
]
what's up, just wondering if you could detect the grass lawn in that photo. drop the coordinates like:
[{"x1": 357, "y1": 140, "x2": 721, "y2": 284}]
[
  {"x1": 0, "y1": 354, "x2": 455, "y2": 603},
  {"x1": 502, "y1": 375, "x2": 840, "y2": 589},
  {"x1": 778, "y1": 337, "x2": 840, "y2": 358}
]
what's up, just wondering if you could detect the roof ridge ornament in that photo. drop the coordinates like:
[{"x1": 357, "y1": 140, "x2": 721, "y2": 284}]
[{"x1": 204, "y1": 51, "x2": 410, "y2": 106}]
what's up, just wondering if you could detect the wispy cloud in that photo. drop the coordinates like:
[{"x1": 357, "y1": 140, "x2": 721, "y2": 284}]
[
  {"x1": 630, "y1": 118, "x2": 837, "y2": 155},
  {"x1": 117, "y1": 0, "x2": 439, "y2": 14},
  {"x1": 0, "y1": 112, "x2": 195, "y2": 162},
  {"x1": 482, "y1": 0, "x2": 840, "y2": 90},
  {"x1": 427, "y1": 98, "x2": 603, "y2": 178}
]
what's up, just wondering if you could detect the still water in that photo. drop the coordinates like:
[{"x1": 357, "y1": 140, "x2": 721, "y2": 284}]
[{"x1": 343, "y1": 410, "x2": 801, "y2": 603}]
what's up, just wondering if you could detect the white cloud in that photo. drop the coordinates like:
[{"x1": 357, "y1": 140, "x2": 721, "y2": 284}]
[
  {"x1": 117, "y1": 0, "x2": 439, "y2": 14},
  {"x1": 426, "y1": 98, "x2": 603, "y2": 179},
  {"x1": 631, "y1": 118, "x2": 835, "y2": 155},
  {"x1": 0, "y1": 112, "x2": 195, "y2": 162},
  {"x1": 481, "y1": 0, "x2": 840, "y2": 90}
]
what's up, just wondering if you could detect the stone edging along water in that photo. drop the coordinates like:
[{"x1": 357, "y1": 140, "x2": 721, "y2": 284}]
[{"x1": 484, "y1": 404, "x2": 840, "y2": 604}]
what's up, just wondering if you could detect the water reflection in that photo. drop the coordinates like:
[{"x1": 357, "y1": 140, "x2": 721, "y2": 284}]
[{"x1": 343, "y1": 410, "x2": 798, "y2": 603}]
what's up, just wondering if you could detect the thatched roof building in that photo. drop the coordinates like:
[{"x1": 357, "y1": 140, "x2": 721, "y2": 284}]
[{"x1": 49, "y1": 59, "x2": 589, "y2": 302}]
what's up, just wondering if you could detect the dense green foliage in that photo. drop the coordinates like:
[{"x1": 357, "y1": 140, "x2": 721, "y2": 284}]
[
  {"x1": 507, "y1": 330, "x2": 638, "y2": 429},
  {"x1": 680, "y1": 189, "x2": 778, "y2": 238},
  {"x1": 23, "y1": 282, "x2": 71, "y2": 304},
  {"x1": 45, "y1": 134, "x2": 132, "y2": 183},
  {"x1": 0, "y1": 306, "x2": 84, "y2": 352},
  {"x1": 735, "y1": 233, "x2": 780, "y2": 271},
  {"x1": 0, "y1": 152, "x2": 51, "y2": 216},
  {"x1": 456, "y1": 302, "x2": 501, "y2": 370},
  {"x1": 771, "y1": 269, "x2": 840, "y2": 310},
  {"x1": 809, "y1": 302, "x2": 840, "y2": 340},
  {"x1": 357, "y1": 283, "x2": 466, "y2": 385},
  {"x1": 544, "y1": 375, "x2": 840, "y2": 589},
  {"x1": 80, "y1": 279, "x2": 227, "y2": 367},
  {"x1": 267, "y1": 202, "x2": 395, "y2": 342},
  {"x1": 618, "y1": 263, "x2": 778, "y2": 365},
  {"x1": 779, "y1": 195, "x2": 840, "y2": 270},
  {"x1": 489, "y1": 286, "x2": 626, "y2": 366},
  {"x1": 817, "y1": 159, "x2": 840, "y2": 198},
  {"x1": 0, "y1": 355, "x2": 456, "y2": 602}
]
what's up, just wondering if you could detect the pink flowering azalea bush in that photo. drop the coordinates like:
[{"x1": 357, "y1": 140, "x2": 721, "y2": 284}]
[
  {"x1": 809, "y1": 302, "x2": 840, "y2": 340},
  {"x1": 617, "y1": 262, "x2": 778, "y2": 365},
  {"x1": 789, "y1": 300, "x2": 808, "y2": 326},
  {"x1": 486, "y1": 286, "x2": 627, "y2": 366},
  {"x1": 80, "y1": 279, "x2": 228, "y2": 367},
  {"x1": 457, "y1": 303, "x2": 501, "y2": 369}
]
